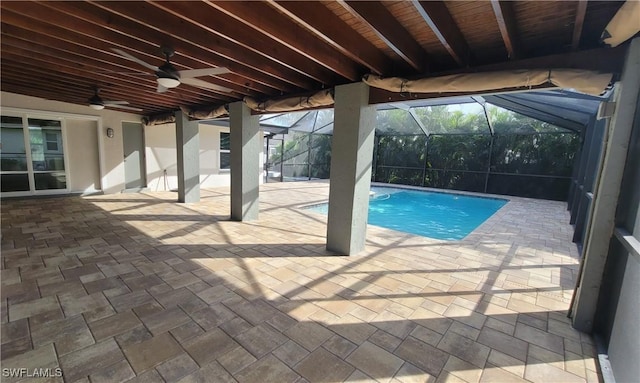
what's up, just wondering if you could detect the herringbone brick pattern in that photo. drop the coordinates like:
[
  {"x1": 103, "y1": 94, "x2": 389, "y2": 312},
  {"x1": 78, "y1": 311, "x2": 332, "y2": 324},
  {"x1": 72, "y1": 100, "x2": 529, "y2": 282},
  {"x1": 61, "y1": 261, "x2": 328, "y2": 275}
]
[{"x1": 1, "y1": 181, "x2": 599, "y2": 382}]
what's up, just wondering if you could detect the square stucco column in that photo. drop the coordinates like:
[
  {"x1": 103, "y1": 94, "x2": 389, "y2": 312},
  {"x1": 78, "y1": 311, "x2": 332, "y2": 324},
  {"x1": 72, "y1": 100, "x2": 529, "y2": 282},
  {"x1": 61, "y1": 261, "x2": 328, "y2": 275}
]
[
  {"x1": 176, "y1": 110, "x2": 200, "y2": 203},
  {"x1": 229, "y1": 101, "x2": 260, "y2": 221},
  {"x1": 326, "y1": 82, "x2": 376, "y2": 255}
]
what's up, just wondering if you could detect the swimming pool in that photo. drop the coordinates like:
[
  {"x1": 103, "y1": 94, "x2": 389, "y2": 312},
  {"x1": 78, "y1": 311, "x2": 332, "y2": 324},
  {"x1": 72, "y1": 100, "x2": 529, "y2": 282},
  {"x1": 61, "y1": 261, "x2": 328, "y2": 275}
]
[{"x1": 305, "y1": 187, "x2": 507, "y2": 240}]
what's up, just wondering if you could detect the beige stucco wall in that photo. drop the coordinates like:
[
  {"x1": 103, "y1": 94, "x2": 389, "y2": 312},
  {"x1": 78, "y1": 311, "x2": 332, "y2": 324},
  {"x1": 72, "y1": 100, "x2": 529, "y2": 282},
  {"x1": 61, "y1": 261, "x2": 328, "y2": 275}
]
[
  {"x1": 145, "y1": 122, "x2": 263, "y2": 191},
  {"x1": 1, "y1": 91, "x2": 263, "y2": 196},
  {"x1": 66, "y1": 119, "x2": 100, "y2": 193},
  {"x1": 145, "y1": 122, "x2": 178, "y2": 191},
  {"x1": 1, "y1": 91, "x2": 141, "y2": 194}
]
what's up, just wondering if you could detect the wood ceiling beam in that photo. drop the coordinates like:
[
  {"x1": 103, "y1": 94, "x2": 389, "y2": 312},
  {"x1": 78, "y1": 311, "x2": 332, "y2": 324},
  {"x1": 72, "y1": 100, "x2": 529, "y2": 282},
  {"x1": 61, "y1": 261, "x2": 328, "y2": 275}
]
[
  {"x1": 0, "y1": 58, "x2": 207, "y2": 115},
  {"x1": 2, "y1": 22, "x2": 252, "y2": 96},
  {"x1": 411, "y1": 1, "x2": 470, "y2": 66},
  {"x1": 0, "y1": 47, "x2": 197, "y2": 108},
  {"x1": 0, "y1": 34, "x2": 221, "y2": 106},
  {"x1": 1, "y1": 72, "x2": 109, "y2": 100},
  {"x1": 339, "y1": 1, "x2": 426, "y2": 72},
  {"x1": 0, "y1": 68, "x2": 157, "y2": 108},
  {"x1": 0, "y1": 81, "x2": 157, "y2": 114},
  {"x1": 1, "y1": 83, "x2": 100, "y2": 106},
  {"x1": 0, "y1": 25, "x2": 234, "y2": 104},
  {"x1": 478, "y1": 44, "x2": 626, "y2": 72},
  {"x1": 490, "y1": 0, "x2": 520, "y2": 60},
  {"x1": 86, "y1": 1, "x2": 315, "y2": 91},
  {"x1": 1, "y1": 1, "x2": 286, "y2": 95},
  {"x1": 2, "y1": 63, "x2": 184, "y2": 110},
  {"x1": 0, "y1": 4, "x2": 259, "y2": 101},
  {"x1": 0, "y1": 70, "x2": 194, "y2": 114},
  {"x1": 2, "y1": 67, "x2": 96, "y2": 90},
  {"x1": 572, "y1": 0, "x2": 588, "y2": 51},
  {"x1": 145, "y1": 1, "x2": 342, "y2": 86},
  {"x1": 46, "y1": 1, "x2": 288, "y2": 94},
  {"x1": 0, "y1": 61, "x2": 140, "y2": 97},
  {"x1": 268, "y1": 1, "x2": 393, "y2": 75},
  {"x1": 0, "y1": 44, "x2": 215, "y2": 110},
  {"x1": 206, "y1": 1, "x2": 361, "y2": 81},
  {"x1": 0, "y1": 71, "x2": 165, "y2": 114}
]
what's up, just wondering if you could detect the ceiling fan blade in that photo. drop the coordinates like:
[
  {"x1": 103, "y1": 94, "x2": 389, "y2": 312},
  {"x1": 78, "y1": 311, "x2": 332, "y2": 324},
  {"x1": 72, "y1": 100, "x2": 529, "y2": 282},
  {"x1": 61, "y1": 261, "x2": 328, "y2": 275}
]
[
  {"x1": 178, "y1": 67, "x2": 230, "y2": 79},
  {"x1": 157, "y1": 84, "x2": 169, "y2": 93},
  {"x1": 103, "y1": 100, "x2": 130, "y2": 106},
  {"x1": 111, "y1": 48, "x2": 159, "y2": 72},
  {"x1": 181, "y1": 77, "x2": 232, "y2": 93},
  {"x1": 106, "y1": 105, "x2": 143, "y2": 112}
]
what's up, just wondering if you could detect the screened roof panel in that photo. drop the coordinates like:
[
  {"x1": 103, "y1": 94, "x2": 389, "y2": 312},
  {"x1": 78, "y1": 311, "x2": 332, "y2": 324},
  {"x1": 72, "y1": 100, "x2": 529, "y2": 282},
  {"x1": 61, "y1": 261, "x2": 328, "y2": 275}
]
[
  {"x1": 313, "y1": 109, "x2": 334, "y2": 132},
  {"x1": 376, "y1": 109, "x2": 424, "y2": 136},
  {"x1": 528, "y1": 89, "x2": 608, "y2": 102},
  {"x1": 262, "y1": 125, "x2": 288, "y2": 135},
  {"x1": 259, "y1": 113, "x2": 282, "y2": 121},
  {"x1": 204, "y1": 89, "x2": 591, "y2": 136},
  {"x1": 379, "y1": 96, "x2": 478, "y2": 109},
  {"x1": 508, "y1": 93, "x2": 598, "y2": 114},
  {"x1": 484, "y1": 97, "x2": 586, "y2": 132},
  {"x1": 414, "y1": 103, "x2": 490, "y2": 135},
  {"x1": 288, "y1": 111, "x2": 316, "y2": 132},
  {"x1": 486, "y1": 104, "x2": 572, "y2": 134},
  {"x1": 315, "y1": 123, "x2": 334, "y2": 135},
  {"x1": 260, "y1": 111, "x2": 308, "y2": 127}
]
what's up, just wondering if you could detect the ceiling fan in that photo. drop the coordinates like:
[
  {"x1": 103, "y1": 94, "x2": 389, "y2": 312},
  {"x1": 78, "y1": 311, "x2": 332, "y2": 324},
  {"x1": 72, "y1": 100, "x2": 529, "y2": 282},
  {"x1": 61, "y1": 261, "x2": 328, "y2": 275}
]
[
  {"x1": 112, "y1": 47, "x2": 232, "y2": 93},
  {"x1": 88, "y1": 88, "x2": 142, "y2": 111}
]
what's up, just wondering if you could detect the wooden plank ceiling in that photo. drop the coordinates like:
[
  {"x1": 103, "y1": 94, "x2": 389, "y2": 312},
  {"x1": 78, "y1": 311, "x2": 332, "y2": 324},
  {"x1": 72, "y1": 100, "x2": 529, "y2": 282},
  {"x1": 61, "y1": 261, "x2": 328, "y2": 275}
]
[{"x1": 0, "y1": 1, "x2": 623, "y2": 116}]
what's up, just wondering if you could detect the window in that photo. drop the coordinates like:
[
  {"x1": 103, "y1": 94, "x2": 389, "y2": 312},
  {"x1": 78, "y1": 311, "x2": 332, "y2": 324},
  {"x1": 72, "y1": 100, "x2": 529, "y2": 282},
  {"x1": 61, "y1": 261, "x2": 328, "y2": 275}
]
[
  {"x1": 1, "y1": 115, "x2": 67, "y2": 194},
  {"x1": 45, "y1": 132, "x2": 59, "y2": 151},
  {"x1": 220, "y1": 132, "x2": 230, "y2": 170}
]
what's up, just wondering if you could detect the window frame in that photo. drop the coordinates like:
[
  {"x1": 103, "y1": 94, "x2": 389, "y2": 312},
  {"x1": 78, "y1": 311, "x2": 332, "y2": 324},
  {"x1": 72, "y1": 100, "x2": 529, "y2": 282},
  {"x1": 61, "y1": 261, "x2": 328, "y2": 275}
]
[
  {"x1": 0, "y1": 111, "x2": 71, "y2": 197},
  {"x1": 219, "y1": 131, "x2": 230, "y2": 172}
]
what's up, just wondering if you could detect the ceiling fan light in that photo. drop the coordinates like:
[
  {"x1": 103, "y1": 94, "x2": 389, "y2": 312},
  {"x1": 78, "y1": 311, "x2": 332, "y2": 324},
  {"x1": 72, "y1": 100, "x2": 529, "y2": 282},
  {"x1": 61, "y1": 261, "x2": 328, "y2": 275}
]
[
  {"x1": 157, "y1": 76, "x2": 180, "y2": 88},
  {"x1": 88, "y1": 94, "x2": 105, "y2": 110}
]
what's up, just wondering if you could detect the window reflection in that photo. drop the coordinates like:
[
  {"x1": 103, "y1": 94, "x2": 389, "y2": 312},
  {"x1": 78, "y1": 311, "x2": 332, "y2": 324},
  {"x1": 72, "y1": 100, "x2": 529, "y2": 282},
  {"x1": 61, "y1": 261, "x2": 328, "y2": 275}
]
[{"x1": 28, "y1": 118, "x2": 66, "y2": 191}]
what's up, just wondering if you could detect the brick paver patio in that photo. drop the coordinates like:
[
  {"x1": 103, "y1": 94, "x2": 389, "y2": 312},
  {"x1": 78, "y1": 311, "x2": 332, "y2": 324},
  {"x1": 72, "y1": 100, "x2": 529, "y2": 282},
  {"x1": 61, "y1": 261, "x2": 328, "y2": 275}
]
[{"x1": 1, "y1": 181, "x2": 600, "y2": 382}]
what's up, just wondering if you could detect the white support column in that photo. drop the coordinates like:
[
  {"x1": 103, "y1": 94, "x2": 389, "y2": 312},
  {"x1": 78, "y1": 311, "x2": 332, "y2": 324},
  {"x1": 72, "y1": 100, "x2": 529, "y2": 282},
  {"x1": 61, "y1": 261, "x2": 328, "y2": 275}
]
[
  {"x1": 571, "y1": 38, "x2": 640, "y2": 332},
  {"x1": 176, "y1": 110, "x2": 200, "y2": 203},
  {"x1": 229, "y1": 101, "x2": 260, "y2": 221},
  {"x1": 326, "y1": 82, "x2": 376, "y2": 255}
]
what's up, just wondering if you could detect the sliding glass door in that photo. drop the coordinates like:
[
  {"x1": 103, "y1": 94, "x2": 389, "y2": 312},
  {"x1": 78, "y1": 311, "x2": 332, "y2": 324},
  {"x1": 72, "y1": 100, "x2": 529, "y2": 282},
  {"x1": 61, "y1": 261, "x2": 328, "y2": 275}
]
[
  {"x1": 1, "y1": 114, "x2": 68, "y2": 195},
  {"x1": 1, "y1": 116, "x2": 30, "y2": 192}
]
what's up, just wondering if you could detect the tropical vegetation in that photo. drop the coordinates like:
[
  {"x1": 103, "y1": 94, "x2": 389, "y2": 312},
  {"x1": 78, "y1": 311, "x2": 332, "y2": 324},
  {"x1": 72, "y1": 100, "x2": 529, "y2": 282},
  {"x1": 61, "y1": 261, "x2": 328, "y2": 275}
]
[{"x1": 266, "y1": 104, "x2": 579, "y2": 200}]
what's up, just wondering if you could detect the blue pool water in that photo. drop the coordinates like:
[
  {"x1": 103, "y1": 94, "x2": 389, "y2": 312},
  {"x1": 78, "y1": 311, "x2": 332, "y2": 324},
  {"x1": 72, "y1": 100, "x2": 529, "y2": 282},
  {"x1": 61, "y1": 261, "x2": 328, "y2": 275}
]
[{"x1": 306, "y1": 187, "x2": 507, "y2": 240}]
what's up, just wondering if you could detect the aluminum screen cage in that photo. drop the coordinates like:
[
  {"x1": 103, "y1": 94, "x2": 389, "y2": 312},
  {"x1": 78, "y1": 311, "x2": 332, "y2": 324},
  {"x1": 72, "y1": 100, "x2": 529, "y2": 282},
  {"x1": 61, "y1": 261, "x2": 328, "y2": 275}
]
[{"x1": 205, "y1": 89, "x2": 605, "y2": 200}]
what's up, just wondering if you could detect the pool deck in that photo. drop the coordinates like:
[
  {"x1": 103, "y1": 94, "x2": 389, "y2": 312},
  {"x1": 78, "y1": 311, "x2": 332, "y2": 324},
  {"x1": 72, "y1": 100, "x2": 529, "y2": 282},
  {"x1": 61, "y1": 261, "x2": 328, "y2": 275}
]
[{"x1": 1, "y1": 181, "x2": 599, "y2": 383}]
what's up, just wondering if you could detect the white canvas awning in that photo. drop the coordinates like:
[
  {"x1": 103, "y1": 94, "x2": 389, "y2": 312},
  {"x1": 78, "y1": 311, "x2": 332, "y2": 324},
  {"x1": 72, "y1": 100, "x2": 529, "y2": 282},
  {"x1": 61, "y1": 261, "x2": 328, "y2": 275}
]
[
  {"x1": 363, "y1": 69, "x2": 613, "y2": 96},
  {"x1": 602, "y1": 0, "x2": 640, "y2": 48},
  {"x1": 244, "y1": 89, "x2": 334, "y2": 113},
  {"x1": 142, "y1": 113, "x2": 176, "y2": 126},
  {"x1": 180, "y1": 105, "x2": 228, "y2": 120}
]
